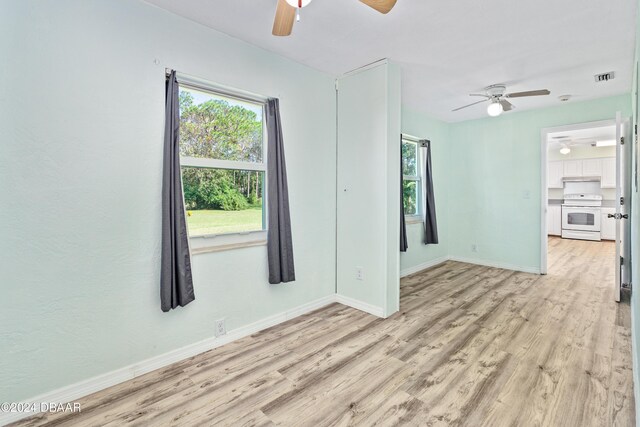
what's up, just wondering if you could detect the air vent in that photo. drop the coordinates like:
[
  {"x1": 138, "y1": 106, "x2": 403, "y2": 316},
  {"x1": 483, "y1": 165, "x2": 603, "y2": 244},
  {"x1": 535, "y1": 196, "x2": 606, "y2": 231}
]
[{"x1": 594, "y1": 72, "x2": 615, "y2": 82}]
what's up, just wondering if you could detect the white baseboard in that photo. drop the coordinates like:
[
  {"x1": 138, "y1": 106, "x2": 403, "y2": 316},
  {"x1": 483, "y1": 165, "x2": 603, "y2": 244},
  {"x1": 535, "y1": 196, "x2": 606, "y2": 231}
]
[
  {"x1": 335, "y1": 294, "x2": 385, "y2": 318},
  {"x1": 2, "y1": 254, "x2": 541, "y2": 425},
  {"x1": 400, "y1": 256, "x2": 449, "y2": 277},
  {"x1": 448, "y1": 256, "x2": 541, "y2": 275},
  {"x1": 0, "y1": 294, "x2": 337, "y2": 426}
]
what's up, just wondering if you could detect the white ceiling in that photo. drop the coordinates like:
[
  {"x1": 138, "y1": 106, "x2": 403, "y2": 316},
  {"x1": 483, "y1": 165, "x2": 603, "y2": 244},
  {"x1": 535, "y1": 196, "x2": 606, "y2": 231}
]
[
  {"x1": 144, "y1": 0, "x2": 637, "y2": 122},
  {"x1": 548, "y1": 125, "x2": 616, "y2": 149}
]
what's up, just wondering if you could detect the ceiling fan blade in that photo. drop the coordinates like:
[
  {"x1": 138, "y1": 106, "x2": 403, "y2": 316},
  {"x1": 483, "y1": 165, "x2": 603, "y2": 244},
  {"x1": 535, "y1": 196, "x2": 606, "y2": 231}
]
[
  {"x1": 500, "y1": 99, "x2": 515, "y2": 111},
  {"x1": 272, "y1": 0, "x2": 296, "y2": 37},
  {"x1": 505, "y1": 89, "x2": 550, "y2": 98},
  {"x1": 452, "y1": 99, "x2": 488, "y2": 112},
  {"x1": 359, "y1": 0, "x2": 398, "y2": 14}
]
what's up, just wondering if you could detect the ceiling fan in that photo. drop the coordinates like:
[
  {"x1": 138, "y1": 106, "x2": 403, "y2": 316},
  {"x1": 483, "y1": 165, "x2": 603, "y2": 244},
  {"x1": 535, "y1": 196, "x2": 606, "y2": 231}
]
[
  {"x1": 552, "y1": 136, "x2": 582, "y2": 154},
  {"x1": 273, "y1": 0, "x2": 398, "y2": 36},
  {"x1": 551, "y1": 135, "x2": 611, "y2": 154},
  {"x1": 452, "y1": 84, "x2": 551, "y2": 117}
]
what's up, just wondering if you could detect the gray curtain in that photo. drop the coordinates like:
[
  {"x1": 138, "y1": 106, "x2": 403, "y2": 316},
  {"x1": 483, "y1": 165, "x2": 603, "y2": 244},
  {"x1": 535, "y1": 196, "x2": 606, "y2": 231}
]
[
  {"x1": 266, "y1": 98, "x2": 296, "y2": 284},
  {"x1": 161, "y1": 70, "x2": 195, "y2": 311},
  {"x1": 421, "y1": 139, "x2": 439, "y2": 244},
  {"x1": 400, "y1": 135, "x2": 408, "y2": 252}
]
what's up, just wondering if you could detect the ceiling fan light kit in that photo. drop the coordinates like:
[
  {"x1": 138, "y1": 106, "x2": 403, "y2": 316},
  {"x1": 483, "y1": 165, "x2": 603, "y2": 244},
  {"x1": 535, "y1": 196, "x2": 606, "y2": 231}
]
[
  {"x1": 453, "y1": 84, "x2": 551, "y2": 117},
  {"x1": 560, "y1": 146, "x2": 571, "y2": 155},
  {"x1": 487, "y1": 101, "x2": 503, "y2": 117},
  {"x1": 273, "y1": 0, "x2": 398, "y2": 36}
]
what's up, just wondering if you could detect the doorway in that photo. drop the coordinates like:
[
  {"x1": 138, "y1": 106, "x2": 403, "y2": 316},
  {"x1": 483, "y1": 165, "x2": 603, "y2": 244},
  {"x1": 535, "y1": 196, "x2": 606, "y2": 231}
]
[{"x1": 540, "y1": 116, "x2": 631, "y2": 302}]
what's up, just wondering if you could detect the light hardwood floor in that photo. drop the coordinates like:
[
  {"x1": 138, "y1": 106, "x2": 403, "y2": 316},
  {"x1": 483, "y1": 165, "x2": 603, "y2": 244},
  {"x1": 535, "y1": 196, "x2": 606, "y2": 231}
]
[{"x1": 12, "y1": 237, "x2": 634, "y2": 426}]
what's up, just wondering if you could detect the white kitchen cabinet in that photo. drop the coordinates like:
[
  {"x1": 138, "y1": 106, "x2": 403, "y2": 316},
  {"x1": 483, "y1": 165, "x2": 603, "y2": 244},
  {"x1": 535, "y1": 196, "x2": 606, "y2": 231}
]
[
  {"x1": 548, "y1": 157, "x2": 615, "y2": 188},
  {"x1": 563, "y1": 160, "x2": 583, "y2": 177},
  {"x1": 601, "y1": 157, "x2": 616, "y2": 188},
  {"x1": 547, "y1": 205, "x2": 562, "y2": 236},
  {"x1": 601, "y1": 207, "x2": 616, "y2": 240},
  {"x1": 548, "y1": 161, "x2": 564, "y2": 188},
  {"x1": 582, "y1": 158, "x2": 602, "y2": 177}
]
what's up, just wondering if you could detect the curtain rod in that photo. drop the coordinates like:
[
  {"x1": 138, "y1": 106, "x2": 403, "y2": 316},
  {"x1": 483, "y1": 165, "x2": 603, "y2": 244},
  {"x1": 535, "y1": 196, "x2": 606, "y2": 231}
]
[{"x1": 166, "y1": 68, "x2": 271, "y2": 105}]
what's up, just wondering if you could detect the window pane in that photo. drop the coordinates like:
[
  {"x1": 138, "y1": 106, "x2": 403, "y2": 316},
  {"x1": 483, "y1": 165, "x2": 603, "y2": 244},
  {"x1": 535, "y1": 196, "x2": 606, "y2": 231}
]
[
  {"x1": 403, "y1": 180, "x2": 418, "y2": 215},
  {"x1": 179, "y1": 87, "x2": 263, "y2": 163},
  {"x1": 402, "y1": 140, "x2": 418, "y2": 176},
  {"x1": 182, "y1": 167, "x2": 264, "y2": 236}
]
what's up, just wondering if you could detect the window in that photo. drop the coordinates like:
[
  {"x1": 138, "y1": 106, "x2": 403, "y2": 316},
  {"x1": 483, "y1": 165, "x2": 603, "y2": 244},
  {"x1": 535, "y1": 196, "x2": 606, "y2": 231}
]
[
  {"x1": 402, "y1": 137, "x2": 421, "y2": 216},
  {"x1": 179, "y1": 84, "x2": 267, "y2": 238}
]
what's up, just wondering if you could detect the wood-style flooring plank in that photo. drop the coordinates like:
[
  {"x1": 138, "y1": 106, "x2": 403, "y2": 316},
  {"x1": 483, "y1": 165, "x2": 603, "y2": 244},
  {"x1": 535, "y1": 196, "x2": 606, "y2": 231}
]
[{"x1": 10, "y1": 237, "x2": 634, "y2": 427}]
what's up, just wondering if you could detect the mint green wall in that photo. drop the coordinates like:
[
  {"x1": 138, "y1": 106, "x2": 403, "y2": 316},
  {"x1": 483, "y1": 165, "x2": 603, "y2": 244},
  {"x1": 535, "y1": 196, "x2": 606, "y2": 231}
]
[
  {"x1": 448, "y1": 95, "x2": 631, "y2": 271},
  {"x1": 400, "y1": 109, "x2": 451, "y2": 273},
  {"x1": 0, "y1": 0, "x2": 337, "y2": 403},
  {"x1": 399, "y1": 96, "x2": 632, "y2": 277},
  {"x1": 2, "y1": 0, "x2": 638, "y2": 411},
  {"x1": 336, "y1": 62, "x2": 401, "y2": 317},
  {"x1": 385, "y1": 63, "x2": 402, "y2": 315}
]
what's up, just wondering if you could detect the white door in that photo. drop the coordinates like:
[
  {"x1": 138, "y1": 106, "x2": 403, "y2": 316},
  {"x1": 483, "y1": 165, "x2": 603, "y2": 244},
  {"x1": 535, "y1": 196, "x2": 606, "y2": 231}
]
[
  {"x1": 613, "y1": 112, "x2": 630, "y2": 302},
  {"x1": 552, "y1": 206, "x2": 562, "y2": 235},
  {"x1": 548, "y1": 161, "x2": 564, "y2": 188},
  {"x1": 562, "y1": 206, "x2": 601, "y2": 232},
  {"x1": 582, "y1": 158, "x2": 602, "y2": 177},
  {"x1": 547, "y1": 205, "x2": 561, "y2": 235},
  {"x1": 601, "y1": 208, "x2": 616, "y2": 240},
  {"x1": 563, "y1": 160, "x2": 583, "y2": 177},
  {"x1": 601, "y1": 157, "x2": 616, "y2": 188}
]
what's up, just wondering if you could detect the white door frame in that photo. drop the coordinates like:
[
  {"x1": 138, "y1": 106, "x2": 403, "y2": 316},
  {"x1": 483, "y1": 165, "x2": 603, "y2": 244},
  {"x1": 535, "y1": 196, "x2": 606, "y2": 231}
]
[{"x1": 539, "y1": 118, "x2": 622, "y2": 275}]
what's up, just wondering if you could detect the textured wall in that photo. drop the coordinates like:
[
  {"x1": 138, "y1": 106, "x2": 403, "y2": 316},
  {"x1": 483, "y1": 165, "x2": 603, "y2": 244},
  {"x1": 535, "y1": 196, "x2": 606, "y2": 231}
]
[
  {"x1": 400, "y1": 108, "x2": 451, "y2": 273},
  {"x1": 336, "y1": 62, "x2": 401, "y2": 316},
  {"x1": 448, "y1": 94, "x2": 631, "y2": 271},
  {"x1": 0, "y1": 0, "x2": 337, "y2": 402}
]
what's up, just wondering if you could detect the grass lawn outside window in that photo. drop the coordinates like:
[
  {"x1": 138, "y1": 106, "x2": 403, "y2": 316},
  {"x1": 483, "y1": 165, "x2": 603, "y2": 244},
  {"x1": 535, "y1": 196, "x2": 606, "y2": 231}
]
[{"x1": 186, "y1": 206, "x2": 263, "y2": 236}]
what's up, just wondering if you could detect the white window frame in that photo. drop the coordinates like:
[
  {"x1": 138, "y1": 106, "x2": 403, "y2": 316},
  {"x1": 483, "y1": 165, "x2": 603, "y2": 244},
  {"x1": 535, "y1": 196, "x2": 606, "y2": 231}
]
[
  {"x1": 402, "y1": 134, "x2": 423, "y2": 222},
  {"x1": 176, "y1": 75, "x2": 269, "y2": 253}
]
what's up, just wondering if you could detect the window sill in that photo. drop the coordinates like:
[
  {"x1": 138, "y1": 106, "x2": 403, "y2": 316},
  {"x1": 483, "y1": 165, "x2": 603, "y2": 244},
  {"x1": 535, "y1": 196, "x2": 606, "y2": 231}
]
[
  {"x1": 191, "y1": 239, "x2": 267, "y2": 255},
  {"x1": 405, "y1": 216, "x2": 423, "y2": 225},
  {"x1": 190, "y1": 230, "x2": 267, "y2": 255}
]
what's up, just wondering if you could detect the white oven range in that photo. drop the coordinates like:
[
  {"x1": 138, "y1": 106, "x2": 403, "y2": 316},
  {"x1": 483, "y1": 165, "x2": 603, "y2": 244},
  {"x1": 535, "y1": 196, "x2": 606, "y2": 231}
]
[{"x1": 561, "y1": 194, "x2": 602, "y2": 241}]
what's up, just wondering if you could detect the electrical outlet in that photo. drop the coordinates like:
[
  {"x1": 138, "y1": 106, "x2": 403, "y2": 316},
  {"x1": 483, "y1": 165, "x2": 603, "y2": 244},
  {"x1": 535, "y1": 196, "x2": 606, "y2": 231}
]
[
  {"x1": 355, "y1": 266, "x2": 364, "y2": 281},
  {"x1": 471, "y1": 244, "x2": 478, "y2": 253},
  {"x1": 215, "y1": 319, "x2": 226, "y2": 337}
]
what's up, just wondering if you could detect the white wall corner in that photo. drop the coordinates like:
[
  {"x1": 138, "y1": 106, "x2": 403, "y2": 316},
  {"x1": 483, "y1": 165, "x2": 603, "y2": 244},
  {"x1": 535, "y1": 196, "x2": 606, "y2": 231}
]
[
  {"x1": 448, "y1": 256, "x2": 541, "y2": 275},
  {"x1": 335, "y1": 294, "x2": 386, "y2": 318},
  {"x1": 401, "y1": 256, "x2": 450, "y2": 278}
]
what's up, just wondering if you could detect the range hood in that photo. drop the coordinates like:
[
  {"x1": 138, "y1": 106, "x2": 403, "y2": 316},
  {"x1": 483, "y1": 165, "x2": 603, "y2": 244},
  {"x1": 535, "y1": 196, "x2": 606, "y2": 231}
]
[{"x1": 562, "y1": 176, "x2": 601, "y2": 182}]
